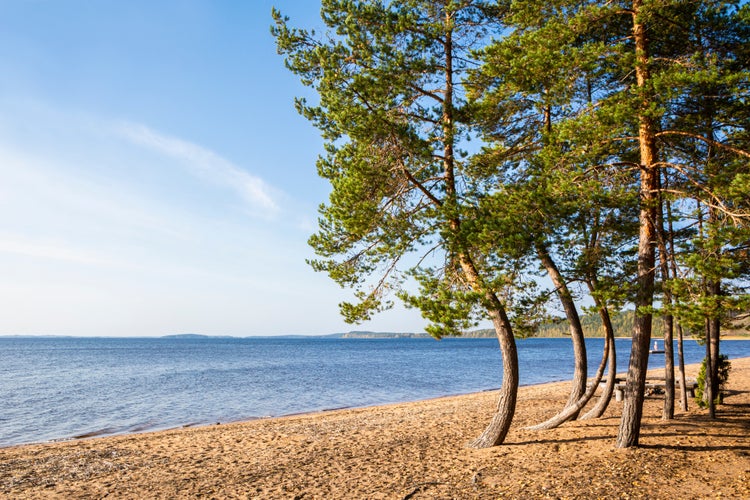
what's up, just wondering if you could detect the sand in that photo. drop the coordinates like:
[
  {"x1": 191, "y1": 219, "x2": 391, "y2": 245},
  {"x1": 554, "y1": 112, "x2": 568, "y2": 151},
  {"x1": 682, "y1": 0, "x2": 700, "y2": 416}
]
[{"x1": 1, "y1": 357, "x2": 749, "y2": 499}]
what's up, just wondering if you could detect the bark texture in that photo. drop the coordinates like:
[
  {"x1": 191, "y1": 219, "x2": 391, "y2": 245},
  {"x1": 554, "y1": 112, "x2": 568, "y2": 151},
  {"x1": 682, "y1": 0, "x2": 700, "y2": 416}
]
[
  {"x1": 617, "y1": 0, "x2": 659, "y2": 448},
  {"x1": 527, "y1": 332, "x2": 609, "y2": 430},
  {"x1": 676, "y1": 323, "x2": 689, "y2": 411},
  {"x1": 662, "y1": 315, "x2": 676, "y2": 420},
  {"x1": 581, "y1": 299, "x2": 617, "y2": 420},
  {"x1": 657, "y1": 172, "x2": 675, "y2": 420},
  {"x1": 467, "y1": 291, "x2": 519, "y2": 448},
  {"x1": 537, "y1": 244, "x2": 587, "y2": 419},
  {"x1": 456, "y1": 245, "x2": 519, "y2": 448}
]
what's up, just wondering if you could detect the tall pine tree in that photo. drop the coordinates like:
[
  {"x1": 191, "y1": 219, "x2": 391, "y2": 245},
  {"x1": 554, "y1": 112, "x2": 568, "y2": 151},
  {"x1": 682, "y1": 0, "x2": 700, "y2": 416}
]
[{"x1": 273, "y1": 0, "x2": 529, "y2": 447}]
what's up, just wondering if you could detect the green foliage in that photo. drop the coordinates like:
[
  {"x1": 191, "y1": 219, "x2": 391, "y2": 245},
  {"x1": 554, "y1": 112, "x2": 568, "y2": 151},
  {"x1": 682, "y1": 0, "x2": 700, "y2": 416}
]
[
  {"x1": 275, "y1": 0, "x2": 750, "y2": 346},
  {"x1": 273, "y1": 0, "x2": 750, "y2": 451},
  {"x1": 273, "y1": 2, "x2": 534, "y2": 335},
  {"x1": 695, "y1": 354, "x2": 732, "y2": 407},
  {"x1": 476, "y1": 0, "x2": 750, "y2": 346}
]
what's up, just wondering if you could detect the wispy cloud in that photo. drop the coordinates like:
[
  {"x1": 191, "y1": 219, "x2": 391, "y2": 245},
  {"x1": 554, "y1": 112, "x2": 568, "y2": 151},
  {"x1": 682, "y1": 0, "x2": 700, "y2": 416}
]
[
  {"x1": 0, "y1": 233, "x2": 119, "y2": 267},
  {"x1": 117, "y1": 122, "x2": 280, "y2": 217},
  {"x1": 0, "y1": 145, "x2": 191, "y2": 241}
]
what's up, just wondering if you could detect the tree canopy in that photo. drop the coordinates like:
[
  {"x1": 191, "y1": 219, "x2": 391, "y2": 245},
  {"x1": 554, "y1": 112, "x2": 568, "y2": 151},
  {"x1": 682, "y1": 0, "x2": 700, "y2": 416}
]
[{"x1": 274, "y1": 0, "x2": 750, "y2": 449}]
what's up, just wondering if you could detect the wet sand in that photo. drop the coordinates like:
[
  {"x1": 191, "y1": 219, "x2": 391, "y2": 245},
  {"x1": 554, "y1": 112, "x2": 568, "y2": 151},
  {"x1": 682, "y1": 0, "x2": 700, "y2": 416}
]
[{"x1": 2, "y1": 357, "x2": 749, "y2": 499}]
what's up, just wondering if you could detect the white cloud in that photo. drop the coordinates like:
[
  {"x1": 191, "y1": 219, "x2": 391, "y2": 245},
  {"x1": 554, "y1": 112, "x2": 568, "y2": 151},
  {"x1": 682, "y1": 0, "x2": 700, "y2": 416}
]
[
  {"x1": 117, "y1": 122, "x2": 280, "y2": 217},
  {"x1": 0, "y1": 145, "x2": 192, "y2": 242},
  {"x1": 0, "y1": 102, "x2": 426, "y2": 336},
  {"x1": 0, "y1": 233, "x2": 118, "y2": 267}
]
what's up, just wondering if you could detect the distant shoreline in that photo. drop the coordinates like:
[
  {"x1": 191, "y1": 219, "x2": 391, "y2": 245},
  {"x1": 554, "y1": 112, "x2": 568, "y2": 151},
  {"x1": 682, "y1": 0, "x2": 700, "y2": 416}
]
[{"x1": 1, "y1": 333, "x2": 747, "y2": 339}]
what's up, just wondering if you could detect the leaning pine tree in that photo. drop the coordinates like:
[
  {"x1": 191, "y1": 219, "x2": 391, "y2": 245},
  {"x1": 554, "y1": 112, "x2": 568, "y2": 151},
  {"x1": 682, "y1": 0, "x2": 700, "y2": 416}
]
[
  {"x1": 467, "y1": 0, "x2": 642, "y2": 427},
  {"x1": 476, "y1": 0, "x2": 750, "y2": 447},
  {"x1": 272, "y1": 1, "x2": 531, "y2": 447}
]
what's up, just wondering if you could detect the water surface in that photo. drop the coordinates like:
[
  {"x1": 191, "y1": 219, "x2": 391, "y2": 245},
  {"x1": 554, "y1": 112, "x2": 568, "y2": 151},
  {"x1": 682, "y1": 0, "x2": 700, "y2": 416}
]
[{"x1": 1, "y1": 336, "x2": 746, "y2": 447}]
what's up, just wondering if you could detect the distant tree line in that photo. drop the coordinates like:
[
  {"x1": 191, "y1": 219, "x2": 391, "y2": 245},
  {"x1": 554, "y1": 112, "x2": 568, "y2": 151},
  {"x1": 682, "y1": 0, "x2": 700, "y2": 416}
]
[
  {"x1": 537, "y1": 310, "x2": 657, "y2": 338},
  {"x1": 470, "y1": 310, "x2": 666, "y2": 338}
]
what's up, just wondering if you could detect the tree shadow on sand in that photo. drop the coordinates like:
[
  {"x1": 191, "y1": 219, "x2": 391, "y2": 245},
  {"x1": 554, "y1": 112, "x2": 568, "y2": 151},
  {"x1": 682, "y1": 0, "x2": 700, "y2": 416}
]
[{"x1": 510, "y1": 388, "x2": 750, "y2": 448}]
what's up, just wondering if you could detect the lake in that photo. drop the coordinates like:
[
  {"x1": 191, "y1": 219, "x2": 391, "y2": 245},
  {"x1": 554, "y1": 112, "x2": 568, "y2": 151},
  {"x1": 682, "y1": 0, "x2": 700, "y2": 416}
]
[{"x1": 0, "y1": 336, "x2": 746, "y2": 447}]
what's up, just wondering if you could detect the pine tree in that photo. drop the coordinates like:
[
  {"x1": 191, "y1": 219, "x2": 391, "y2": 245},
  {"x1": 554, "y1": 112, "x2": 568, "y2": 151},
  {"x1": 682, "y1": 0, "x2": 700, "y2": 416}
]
[
  {"x1": 467, "y1": 0, "x2": 640, "y2": 427},
  {"x1": 471, "y1": 0, "x2": 749, "y2": 446},
  {"x1": 273, "y1": 0, "x2": 526, "y2": 447}
]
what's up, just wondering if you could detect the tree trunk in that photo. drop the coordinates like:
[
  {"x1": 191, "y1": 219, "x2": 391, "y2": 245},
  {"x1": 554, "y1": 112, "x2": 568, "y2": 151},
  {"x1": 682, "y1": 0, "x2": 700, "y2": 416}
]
[
  {"x1": 617, "y1": 309, "x2": 654, "y2": 448},
  {"x1": 440, "y1": 14, "x2": 519, "y2": 448},
  {"x1": 666, "y1": 198, "x2": 689, "y2": 412},
  {"x1": 616, "y1": 0, "x2": 659, "y2": 448},
  {"x1": 440, "y1": 11, "x2": 518, "y2": 448},
  {"x1": 454, "y1": 234, "x2": 518, "y2": 447},
  {"x1": 528, "y1": 330, "x2": 609, "y2": 430},
  {"x1": 468, "y1": 290, "x2": 519, "y2": 448},
  {"x1": 581, "y1": 295, "x2": 617, "y2": 420},
  {"x1": 703, "y1": 319, "x2": 715, "y2": 418},
  {"x1": 661, "y1": 315, "x2": 675, "y2": 420},
  {"x1": 657, "y1": 170, "x2": 675, "y2": 420},
  {"x1": 537, "y1": 243, "x2": 587, "y2": 419},
  {"x1": 675, "y1": 322, "x2": 689, "y2": 411},
  {"x1": 708, "y1": 281, "x2": 721, "y2": 416},
  {"x1": 704, "y1": 86, "x2": 721, "y2": 417}
]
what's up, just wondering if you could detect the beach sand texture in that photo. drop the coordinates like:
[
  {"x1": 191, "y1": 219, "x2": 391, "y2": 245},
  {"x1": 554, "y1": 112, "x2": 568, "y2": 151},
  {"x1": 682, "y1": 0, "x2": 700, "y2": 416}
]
[{"x1": 1, "y1": 357, "x2": 749, "y2": 499}]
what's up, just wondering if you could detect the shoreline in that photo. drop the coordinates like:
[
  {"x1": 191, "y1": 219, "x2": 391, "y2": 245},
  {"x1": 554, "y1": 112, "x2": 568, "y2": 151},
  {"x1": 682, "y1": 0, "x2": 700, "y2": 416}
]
[
  {"x1": 0, "y1": 374, "x2": 634, "y2": 451},
  {"x1": 2, "y1": 357, "x2": 748, "y2": 498},
  {"x1": 6, "y1": 340, "x2": 747, "y2": 451},
  {"x1": 0, "y1": 383, "x2": 533, "y2": 451},
  {"x1": 2, "y1": 354, "x2": 746, "y2": 447}
]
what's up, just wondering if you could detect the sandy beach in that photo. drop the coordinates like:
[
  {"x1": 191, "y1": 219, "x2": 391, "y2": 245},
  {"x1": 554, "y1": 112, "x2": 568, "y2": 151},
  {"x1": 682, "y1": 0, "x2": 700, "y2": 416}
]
[{"x1": 2, "y1": 356, "x2": 748, "y2": 499}]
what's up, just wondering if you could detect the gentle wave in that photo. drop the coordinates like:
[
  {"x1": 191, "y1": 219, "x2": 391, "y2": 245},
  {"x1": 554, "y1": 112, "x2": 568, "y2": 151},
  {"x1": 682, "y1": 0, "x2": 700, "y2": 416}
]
[{"x1": 1, "y1": 336, "x2": 746, "y2": 447}]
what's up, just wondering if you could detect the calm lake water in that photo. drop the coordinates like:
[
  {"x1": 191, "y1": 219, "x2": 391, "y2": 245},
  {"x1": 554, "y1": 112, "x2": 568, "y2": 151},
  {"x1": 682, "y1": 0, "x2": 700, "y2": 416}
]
[{"x1": 0, "y1": 336, "x2": 747, "y2": 447}]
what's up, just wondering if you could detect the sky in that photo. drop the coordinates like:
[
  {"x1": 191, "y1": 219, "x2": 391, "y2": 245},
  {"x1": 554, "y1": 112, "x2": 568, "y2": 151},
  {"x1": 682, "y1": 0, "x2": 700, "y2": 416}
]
[{"x1": 0, "y1": 0, "x2": 430, "y2": 336}]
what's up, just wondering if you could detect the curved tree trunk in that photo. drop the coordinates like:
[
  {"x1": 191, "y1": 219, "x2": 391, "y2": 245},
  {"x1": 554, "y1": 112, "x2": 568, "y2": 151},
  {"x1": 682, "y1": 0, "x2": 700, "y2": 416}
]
[
  {"x1": 535, "y1": 90, "x2": 586, "y2": 421},
  {"x1": 581, "y1": 296, "x2": 617, "y2": 420},
  {"x1": 467, "y1": 286, "x2": 519, "y2": 448},
  {"x1": 536, "y1": 243, "x2": 587, "y2": 420},
  {"x1": 527, "y1": 329, "x2": 609, "y2": 430},
  {"x1": 456, "y1": 252, "x2": 518, "y2": 448},
  {"x1": 441, "y1": 17, "x2": 519, "y2": 448}
]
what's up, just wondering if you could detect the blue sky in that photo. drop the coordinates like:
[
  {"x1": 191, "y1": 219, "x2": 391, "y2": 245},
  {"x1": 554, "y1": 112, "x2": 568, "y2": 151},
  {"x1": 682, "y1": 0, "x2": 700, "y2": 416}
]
[{"x1": 0, "y1": 1, "x2": 428, "y2": 336}]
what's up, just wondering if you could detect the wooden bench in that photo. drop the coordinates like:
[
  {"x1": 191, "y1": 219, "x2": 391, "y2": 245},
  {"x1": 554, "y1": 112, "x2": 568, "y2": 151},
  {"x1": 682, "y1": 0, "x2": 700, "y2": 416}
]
[{"x1": 614, "y1": 379, "x2": 698, "y2": 402}]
